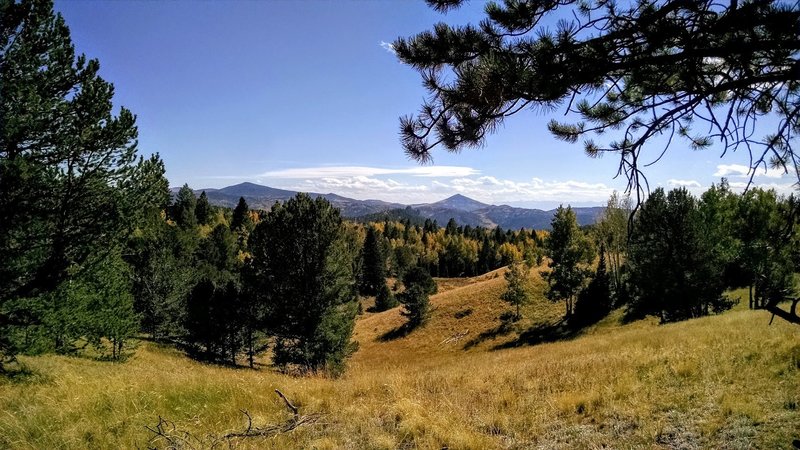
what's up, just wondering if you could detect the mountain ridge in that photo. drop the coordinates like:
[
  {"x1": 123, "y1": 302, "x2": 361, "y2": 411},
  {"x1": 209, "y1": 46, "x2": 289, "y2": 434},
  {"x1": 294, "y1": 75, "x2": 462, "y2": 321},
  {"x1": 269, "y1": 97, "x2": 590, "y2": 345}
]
[{"x1": 171, "y1": 182, "x2": 604, "y2": 230}]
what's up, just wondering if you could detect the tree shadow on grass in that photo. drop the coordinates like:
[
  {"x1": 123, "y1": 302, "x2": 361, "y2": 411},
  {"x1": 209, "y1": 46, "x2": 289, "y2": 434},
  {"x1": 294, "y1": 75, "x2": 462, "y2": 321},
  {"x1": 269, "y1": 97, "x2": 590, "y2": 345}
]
[
  {"x1": 147, "y1": 337, "x2": 267, "y2": 370},
  {"x1": 378, "y1": 324, "x2": 414, "y2": 342},
  {"x1": 0, "y1": 361, "x2": 49, "y2": 385},
  {"x1": 492, "y1": 318, "x2": 584, "y2": 350},
  {"x1": 462, "y1": 313, "x2": 517, "y2": 350}
]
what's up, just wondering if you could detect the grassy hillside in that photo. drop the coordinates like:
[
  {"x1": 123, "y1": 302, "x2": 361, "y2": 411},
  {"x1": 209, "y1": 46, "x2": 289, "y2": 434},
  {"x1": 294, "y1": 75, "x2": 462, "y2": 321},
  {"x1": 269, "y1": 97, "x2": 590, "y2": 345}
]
[{"x1": 1, "y1": 270, "x2": 799, "y2": 449}]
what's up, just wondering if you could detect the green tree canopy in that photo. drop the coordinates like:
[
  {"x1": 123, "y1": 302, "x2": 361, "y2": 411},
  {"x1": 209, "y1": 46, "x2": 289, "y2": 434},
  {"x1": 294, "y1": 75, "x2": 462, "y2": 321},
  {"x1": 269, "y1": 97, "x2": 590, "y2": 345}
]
[
  {"x1": 626, "y1": 188, "x2": 732, "y2": 322},
  {"x1": 545, "y1": 206, "x2": 593, "y2": 317},
  {"x1": 172, "y1": 185, "x2": 197, "y2": 230},
  {"x1": 360, "y1": 226, "x2": 387, "y2": 296},
  {"x1": 0, "y1": 0, "x2": 161, "y2": 361},
  {"x1": 247, "y1": 194, "x2": 358, "y2": 374},
  {"x1": 230, "y1": 197, "x2": 250, "y2": 231},
  {"x1": 396, "y1": 0, "x2": 800, "y2": 198},
  {"x1": 374, "y1": 281, "x2": 398, "y2": 312},
  {"x1": 501, "y1": 262, "x2": 532, "y2": 320},
  {"x1": 195, "y1": 191, "x2": 213, "y2": 226}
]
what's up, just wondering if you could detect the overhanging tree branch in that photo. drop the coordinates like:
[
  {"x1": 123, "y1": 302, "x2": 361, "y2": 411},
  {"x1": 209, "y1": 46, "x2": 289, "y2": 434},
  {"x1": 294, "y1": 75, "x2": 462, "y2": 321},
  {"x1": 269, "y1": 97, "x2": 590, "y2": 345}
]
[{"x1": 396, "y1": 0, "x2": 800, "y2": 195}]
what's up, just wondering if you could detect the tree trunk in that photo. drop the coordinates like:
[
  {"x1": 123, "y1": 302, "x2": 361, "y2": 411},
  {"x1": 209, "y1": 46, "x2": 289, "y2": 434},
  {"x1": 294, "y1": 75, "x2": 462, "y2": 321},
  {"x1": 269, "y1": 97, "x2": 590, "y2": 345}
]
[
  {"x1": 749, "y1": 285, "x2": 753, "y2": 309},
  {"x1": 248, "y1": 329, "x2": 255, "y2": 369}
]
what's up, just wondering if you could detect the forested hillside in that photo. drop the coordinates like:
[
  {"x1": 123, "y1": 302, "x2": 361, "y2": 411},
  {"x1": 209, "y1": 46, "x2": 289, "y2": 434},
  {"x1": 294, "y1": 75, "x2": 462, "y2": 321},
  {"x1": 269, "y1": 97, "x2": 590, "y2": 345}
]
[
  {"x1": 176, "y1": 181, "x2": 606, "y2": 230},
  {"x1": 2, "y1": 1, "x2": 800, "y2": 449}
]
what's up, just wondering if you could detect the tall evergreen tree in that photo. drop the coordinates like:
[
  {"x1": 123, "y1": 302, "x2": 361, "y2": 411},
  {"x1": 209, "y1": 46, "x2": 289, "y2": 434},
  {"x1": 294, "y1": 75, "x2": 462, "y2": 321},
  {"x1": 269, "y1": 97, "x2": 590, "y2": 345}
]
[
  {"x1": 699, "y1": 181, "x2": 743, "y2": 291},
  {"x1": 399, "y1": 285, "x2": 431, "y2": 329},
  {"x1": 230, "y1": 197, "x2": 250, "y2": 231},
  {"x1": 196, "y1": 223, "x2": 238, "y2": 282},
  {"x1": 398, "y1": 266, "x2": 436, "y2": 329},
  {"x1": 627, "y1": 188, "x2": 730, "y2": 322},
  {"x1": 545, "y1": 206, "x2": 593, "y2": 318},
  {"x1": 477, "y1": 236, "x2": 496, "y2": 274},
  {"x1": 0, "y1": 0, "x2": 158, "y2": 361},
  {"x1": 195, "y1": 191, "x2": 213, "y2": 226},
  {"x1": 172, "y1": 185, "x2": 197, "y2": 230},
  {"x1": 575, "y1": 245, "x2": 613, "y2": 324},
  {"x1": 737, "y1": 188, "x2": 796, "y2": 310},
  {"x1": 247, "y1": 194, "x2": 358, "y2": 374},
  {"x1": 185, "y1": 278, "x2": 218, "y2": 358},
  {"x1": 128, "y1": 219, "x2": 192, "y2": 340},
  {"x1": 360, "y1": 226, "x2": 386, "y2": 296}
]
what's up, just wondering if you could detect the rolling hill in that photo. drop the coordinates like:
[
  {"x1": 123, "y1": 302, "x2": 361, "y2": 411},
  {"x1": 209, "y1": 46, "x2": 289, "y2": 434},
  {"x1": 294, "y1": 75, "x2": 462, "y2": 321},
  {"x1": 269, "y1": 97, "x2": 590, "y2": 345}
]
[
  {"x1": 175, "y1": 182, "x2": 605, "y2": 230},
  {"x1": 2, "y1": 267, "x2": 798, "y2": 449}
]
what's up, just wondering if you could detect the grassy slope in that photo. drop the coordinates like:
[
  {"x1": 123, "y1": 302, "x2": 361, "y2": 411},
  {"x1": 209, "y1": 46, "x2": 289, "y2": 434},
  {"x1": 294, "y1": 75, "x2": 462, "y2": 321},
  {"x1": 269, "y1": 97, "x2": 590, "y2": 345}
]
[{"x1": 1, "y1": 270, "x2": 799, "y2": 449}]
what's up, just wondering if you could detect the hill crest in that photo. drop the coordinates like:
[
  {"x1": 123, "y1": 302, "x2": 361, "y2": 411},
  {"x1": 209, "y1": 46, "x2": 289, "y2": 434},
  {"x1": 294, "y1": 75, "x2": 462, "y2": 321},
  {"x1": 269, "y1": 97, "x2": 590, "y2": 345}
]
[{"x1": 171, "y1": 182, "x2": 604, "y2": 229}]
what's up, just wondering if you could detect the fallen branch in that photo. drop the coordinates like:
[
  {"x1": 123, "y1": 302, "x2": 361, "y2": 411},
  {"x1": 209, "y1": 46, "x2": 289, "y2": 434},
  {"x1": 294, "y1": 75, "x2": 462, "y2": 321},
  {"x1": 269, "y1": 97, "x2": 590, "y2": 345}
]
[
  {"x1": 145, "y1": 415, "x2": 209, "y2": 450},
  {"x1": 762, "y1": 298, "x2": 800, "y2": 326},
  {"x1": 274, "y1": 389, "x2": 298, "y2": 415},
  {"x1": 145, "y1": 393, "x2": 325, "y2": 448},
  {"x1": 440, "y1": 330, "x2": 470, "y2": 345},
  {"x1": 222, "y1": 411, "x2": 324, "y2": 439}
]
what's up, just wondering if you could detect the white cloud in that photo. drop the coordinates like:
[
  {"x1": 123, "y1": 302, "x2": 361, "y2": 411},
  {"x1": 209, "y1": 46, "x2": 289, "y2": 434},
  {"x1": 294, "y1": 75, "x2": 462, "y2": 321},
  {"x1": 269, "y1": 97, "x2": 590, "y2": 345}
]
[
  {"x1": 296, "y1": 176, "x2": 428, "y2": 195},
  {"x1": 726, "y1": 181, "x2": 799, "y2": 196},
  {"x1": 714, "y1": 164, "x2": 786, "y2": 179},
  {"x1": 379, "y1": 41, "x2": 396, "y2": 54},
  {"x1": 439, "y1": 177, "x2": 616, "y2": 204},
  {"x1": 667, "y1": 179, "x2": 702, "y2": 188},
  {"x1": 276, "y1": 173, "x2": 619, "y2": 205},
  {"x1": 259, "y1": 165, "x2": 480, "y2": 179}
]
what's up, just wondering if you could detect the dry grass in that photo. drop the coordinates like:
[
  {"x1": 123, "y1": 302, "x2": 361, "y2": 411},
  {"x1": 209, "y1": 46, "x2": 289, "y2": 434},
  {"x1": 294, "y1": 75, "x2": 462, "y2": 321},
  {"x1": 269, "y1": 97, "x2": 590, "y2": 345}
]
[{"x1": 1, "y1": 270, "x2": 799, "y2": 449}]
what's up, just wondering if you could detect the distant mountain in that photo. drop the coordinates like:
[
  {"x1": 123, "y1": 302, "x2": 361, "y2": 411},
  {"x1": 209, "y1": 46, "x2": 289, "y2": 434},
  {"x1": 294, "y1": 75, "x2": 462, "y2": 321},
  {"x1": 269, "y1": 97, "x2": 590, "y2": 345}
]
[
  {"x1": 173, "y1": 182, "x2": 604, "y2": 230},
  {"x1": 419, "y1": 194, "x2": 489, "y2": 212},
  {"x1": 217, "y1": 182, "x2": 295, "y2": 198},
  {"x1": 180, "y1": 182, "x2": 405, "y2": 217},
  {"x1": 409, "y1": 202, "x2": 603, "y2": 230}
]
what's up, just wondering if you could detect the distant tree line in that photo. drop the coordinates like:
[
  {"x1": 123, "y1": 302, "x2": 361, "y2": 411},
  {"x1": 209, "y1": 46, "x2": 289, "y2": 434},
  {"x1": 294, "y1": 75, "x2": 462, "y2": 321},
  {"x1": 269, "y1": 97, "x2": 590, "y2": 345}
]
[
  {"x1": 0, "y1": 0, "x2": 369, "y2": 374},
  {"x1": 544, "y1": 182, "x2": 799, "y2": 326},
  {"x1": 4, "y1": 0, "x2": 798, "y2": 377},
  {"x1": 360, "y1": 217, "x2": 542, "y2": 281}
]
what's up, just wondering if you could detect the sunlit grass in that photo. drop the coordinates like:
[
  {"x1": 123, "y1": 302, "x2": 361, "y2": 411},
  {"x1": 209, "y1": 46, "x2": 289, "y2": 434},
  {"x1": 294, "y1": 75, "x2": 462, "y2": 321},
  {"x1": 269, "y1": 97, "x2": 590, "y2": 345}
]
[{"x1": 1, "y1": 269, "x2": 798, "y2": 449}]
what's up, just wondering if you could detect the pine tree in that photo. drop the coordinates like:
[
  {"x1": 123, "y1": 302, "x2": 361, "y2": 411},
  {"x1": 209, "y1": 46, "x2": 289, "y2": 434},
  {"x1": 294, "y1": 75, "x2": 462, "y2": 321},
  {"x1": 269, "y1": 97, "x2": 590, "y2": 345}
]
[
  {"x1": 402, "y1": 266, "x2": 437, "y2": 296},
  {"x1": 196, "y1": 223, "x2": 238, "y2": 282},
  {"x1": 396, "y1": 1, "x2": 800, "y2": 197},
  {"x1": 172, "y1": 185, "x2": 197, "y2": 229},
  {"x1": 185, "y1": 279, "x2": 217, "y2": 357},
  {"x1": 195, "y1": 191, "x2": 213, "y2": 226},
  {"x1": 230, "y1": 197, "x2": 250, "y2": 231},
  {"x1": 247, "y1": 194, "x2": 358, "y2": 374},
  {"x1": 0, "y1": 0, "x2": 159, "y2": 361},
  {"x1": 501, "y1": 262, "x2": 532, "y2": 321},
  {"x1": 374, "y1": 281, "x2": 398, "y2": 312},
  {"x1": 399, "y1": 266, "x2": 436, "y2": 329},
  {"x1": 626, "y1": 188, "x2": 731, "y2": 322},
  {"x1": 360, "y1": 226, "x2": 386, "y2": 296},
  {"x1": 545, "y1": 206, "x2": 593, "y2": 318},
  {"x1": 736, "y1": 188, "x2": 796, "y2": 310},
  {"x1": 477, "y1": 236, "x2": 496, "y2": 274},
  {"x1": 84, "y1": 252, "x2": 139, "y2": 360},
  {"x1": 399, "y1": 285, "x2": 430, "y2": 329},
  {"x1": 575, "y1": 245, "x2": 612, "y2": 324}
]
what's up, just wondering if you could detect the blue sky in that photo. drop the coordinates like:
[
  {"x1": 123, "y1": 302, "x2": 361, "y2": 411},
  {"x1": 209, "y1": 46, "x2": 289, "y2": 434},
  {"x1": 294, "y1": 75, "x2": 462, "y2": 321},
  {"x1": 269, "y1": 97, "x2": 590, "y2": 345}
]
[{"x1": 54, "y1": 1, "x2": 797, "y2": 208}]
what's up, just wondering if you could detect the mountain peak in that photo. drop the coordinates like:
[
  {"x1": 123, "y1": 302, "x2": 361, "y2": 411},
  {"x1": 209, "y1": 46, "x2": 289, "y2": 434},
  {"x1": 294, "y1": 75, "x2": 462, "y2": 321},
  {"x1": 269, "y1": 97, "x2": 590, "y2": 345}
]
[
  {"x1": 446, "y1": 193, "x2": 473, "y2": 201},
  {"x1": 431, "y1": 193, "x2": 489, "y2": 212},
  {"x1": 217, "y1": 182, "x2": 296, "y2": 197}
]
